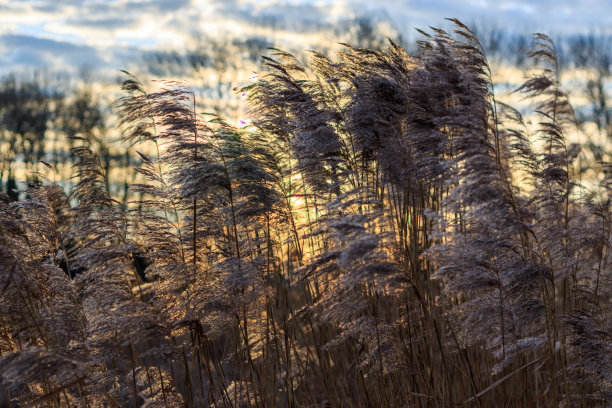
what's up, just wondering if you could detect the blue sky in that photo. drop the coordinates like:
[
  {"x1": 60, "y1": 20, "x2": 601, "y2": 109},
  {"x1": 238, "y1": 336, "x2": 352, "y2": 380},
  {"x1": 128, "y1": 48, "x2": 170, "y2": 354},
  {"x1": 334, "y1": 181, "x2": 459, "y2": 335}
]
[{"x1": 1, "y1": 0, "x2": 611, "y2": 74}]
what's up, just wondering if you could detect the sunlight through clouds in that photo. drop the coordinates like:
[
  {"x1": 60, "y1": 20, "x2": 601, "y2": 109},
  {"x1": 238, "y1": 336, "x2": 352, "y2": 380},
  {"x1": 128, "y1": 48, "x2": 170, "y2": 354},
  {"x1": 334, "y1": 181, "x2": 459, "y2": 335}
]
[{"x1": 0, "y1": 0, "x2": 610, "y2": 74}]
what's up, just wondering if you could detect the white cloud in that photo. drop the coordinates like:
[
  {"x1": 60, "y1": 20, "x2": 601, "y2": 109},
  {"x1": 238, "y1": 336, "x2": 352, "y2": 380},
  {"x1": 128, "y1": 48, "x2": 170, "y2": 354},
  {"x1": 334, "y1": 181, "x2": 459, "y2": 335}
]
[{"x1": 0, "y1": 0, "x2": 610, "y2": 74}]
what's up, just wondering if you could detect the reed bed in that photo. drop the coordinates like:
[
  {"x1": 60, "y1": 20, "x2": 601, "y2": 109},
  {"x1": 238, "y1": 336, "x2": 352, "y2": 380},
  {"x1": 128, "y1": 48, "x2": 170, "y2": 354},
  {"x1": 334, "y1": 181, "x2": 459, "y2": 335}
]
[{"x1": 0, "y1": 20, "x2": 610, "y2": 407}]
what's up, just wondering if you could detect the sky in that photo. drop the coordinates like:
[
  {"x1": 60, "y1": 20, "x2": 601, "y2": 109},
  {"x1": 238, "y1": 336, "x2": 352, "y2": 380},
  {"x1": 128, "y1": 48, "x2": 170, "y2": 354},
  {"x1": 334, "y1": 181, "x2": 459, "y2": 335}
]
[{"x1": 1, "y1": 0, "x2": 611, "y2": 75}]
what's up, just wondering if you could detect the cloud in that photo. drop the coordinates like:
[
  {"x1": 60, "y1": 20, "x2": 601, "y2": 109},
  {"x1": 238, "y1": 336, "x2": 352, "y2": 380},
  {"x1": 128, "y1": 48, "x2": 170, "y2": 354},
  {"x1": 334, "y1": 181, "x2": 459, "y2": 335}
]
[
  {"x1": 0, "y1": 0, "x2": 610, "y2": 75},
  {"x1": 65, "y1": 16, "x2": 138, "y2": 30},
  {"x1": 0, "y1": 34, "x2": 106, "y2": 73}
]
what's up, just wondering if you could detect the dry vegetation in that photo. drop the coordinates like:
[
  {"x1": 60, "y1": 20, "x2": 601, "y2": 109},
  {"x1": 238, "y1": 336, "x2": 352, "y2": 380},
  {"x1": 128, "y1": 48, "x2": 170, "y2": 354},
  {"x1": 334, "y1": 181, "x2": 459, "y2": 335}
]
[{"x1": 0, "y1": 21, "x2": 610, "y2": 407}]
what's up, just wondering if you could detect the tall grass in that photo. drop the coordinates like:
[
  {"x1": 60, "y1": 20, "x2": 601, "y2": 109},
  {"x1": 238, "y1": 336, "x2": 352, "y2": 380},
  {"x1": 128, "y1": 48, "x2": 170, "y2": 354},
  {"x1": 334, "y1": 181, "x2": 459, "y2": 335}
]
[{"x1": 0, "y1": 20, "x2": 610, "y2": 407}]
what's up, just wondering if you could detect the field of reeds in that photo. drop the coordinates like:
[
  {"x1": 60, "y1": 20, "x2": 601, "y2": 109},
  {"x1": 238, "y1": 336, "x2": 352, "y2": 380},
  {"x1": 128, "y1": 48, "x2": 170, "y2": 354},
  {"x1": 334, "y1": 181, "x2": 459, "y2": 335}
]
[{"x1": 0, "y1": 20, "x2": 610, "y2": 407}]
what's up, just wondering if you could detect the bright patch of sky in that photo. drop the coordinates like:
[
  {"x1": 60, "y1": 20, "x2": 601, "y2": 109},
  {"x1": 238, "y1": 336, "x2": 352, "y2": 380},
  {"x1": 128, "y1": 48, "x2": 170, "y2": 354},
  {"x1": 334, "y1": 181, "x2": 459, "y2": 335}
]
[{"x1": 0, "y1": 0, "x2": 610, "y2": 74}]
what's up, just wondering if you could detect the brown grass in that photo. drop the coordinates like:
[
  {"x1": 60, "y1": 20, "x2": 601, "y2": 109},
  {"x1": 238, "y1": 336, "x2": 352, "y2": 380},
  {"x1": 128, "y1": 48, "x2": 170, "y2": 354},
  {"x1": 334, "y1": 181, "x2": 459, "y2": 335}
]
[{"x1": 0, "y1": 20, "x2": 610, "y2": 407}]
